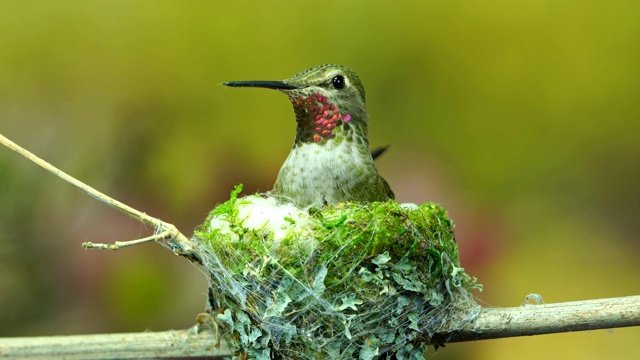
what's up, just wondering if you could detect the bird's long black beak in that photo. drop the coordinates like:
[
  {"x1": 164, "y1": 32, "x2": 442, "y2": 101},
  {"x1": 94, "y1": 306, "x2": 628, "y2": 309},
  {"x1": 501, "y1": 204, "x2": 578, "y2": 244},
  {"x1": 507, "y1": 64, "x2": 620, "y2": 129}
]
[{"x1": 223, "y1": 80, "x2": 303, "y2": 90}]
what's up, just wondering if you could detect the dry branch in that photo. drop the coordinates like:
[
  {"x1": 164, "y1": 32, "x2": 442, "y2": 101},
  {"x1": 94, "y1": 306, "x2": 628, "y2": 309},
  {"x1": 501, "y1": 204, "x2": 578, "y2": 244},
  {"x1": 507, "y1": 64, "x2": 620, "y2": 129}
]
[
  {"x1": 0, "y1": 328, "x2": 232, "y2": 360},
  {"x1": 0, "y1": 132, "x2": 199, "y2": 261},
  {"x1": 1, "y1": 296, "x2": 638, "y2": 359},
  {"x1": 448, "y1": 295, "x2": 640, "y2": 342}
]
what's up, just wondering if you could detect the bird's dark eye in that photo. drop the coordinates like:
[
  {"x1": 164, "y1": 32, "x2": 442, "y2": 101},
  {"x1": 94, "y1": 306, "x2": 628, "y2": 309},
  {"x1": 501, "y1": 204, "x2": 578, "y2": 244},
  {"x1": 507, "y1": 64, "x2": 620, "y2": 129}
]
[{"x1": 332, "y1": 75, "x2": 345, "y2": 89}]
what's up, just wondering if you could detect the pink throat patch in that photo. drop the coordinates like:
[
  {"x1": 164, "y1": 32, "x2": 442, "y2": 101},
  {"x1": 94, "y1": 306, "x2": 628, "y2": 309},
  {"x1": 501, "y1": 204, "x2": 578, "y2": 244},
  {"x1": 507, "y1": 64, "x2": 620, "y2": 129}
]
[{"x1": 292, "y1": 93, "x2": 351, "y2": 143}]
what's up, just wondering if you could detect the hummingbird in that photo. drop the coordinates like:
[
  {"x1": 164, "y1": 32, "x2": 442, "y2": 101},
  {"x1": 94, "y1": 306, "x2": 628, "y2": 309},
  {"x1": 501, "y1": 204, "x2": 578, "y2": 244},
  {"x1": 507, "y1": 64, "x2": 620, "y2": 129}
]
[{"x1": 224, "y1": 64, "x2": 394, "y2": 207}]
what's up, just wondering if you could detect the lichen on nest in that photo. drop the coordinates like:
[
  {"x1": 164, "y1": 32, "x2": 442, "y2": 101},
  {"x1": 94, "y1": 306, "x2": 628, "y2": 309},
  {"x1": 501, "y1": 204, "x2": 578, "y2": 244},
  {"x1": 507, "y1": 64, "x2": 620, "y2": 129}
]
[{"x1": 194, "y1": 184, "x2": 482, "y2": 360}]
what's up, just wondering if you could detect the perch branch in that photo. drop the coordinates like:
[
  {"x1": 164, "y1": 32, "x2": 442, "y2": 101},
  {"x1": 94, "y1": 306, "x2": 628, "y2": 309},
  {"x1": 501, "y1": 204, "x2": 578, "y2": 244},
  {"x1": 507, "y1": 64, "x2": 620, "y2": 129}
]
[
  {"x1": 0, "y1": 328, "x2": 233, "y2": 360},
  {"x1": 0, "y1": 132, "x2": 198, "y2": 260},
  {"x1": 448, "y1": 295, "x2": 640, "y2": 342},
  {"x1": 1, "y1": 296, "x2": 637, "y2": 358}
]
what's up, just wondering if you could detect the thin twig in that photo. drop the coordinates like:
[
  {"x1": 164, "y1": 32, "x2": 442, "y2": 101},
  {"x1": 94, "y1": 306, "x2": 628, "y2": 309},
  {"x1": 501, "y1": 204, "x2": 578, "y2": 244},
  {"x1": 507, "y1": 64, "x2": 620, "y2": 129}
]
[
  {"x1": 82, "y1": 231, "x2": 172, "y2": 250},
  {"x1": 0, "y1": 132, "x2": 198, "y2": 260}
]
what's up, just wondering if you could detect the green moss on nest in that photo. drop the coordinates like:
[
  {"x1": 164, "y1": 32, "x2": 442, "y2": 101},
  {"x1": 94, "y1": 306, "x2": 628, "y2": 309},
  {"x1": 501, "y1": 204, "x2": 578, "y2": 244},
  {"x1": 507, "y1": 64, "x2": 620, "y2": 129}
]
[
  {"x1": 206, "y1": 183, "x2": 243, "y2": 220},
  {"x1": 194, "y1": 189, "x2": 481, "y2": 360}
]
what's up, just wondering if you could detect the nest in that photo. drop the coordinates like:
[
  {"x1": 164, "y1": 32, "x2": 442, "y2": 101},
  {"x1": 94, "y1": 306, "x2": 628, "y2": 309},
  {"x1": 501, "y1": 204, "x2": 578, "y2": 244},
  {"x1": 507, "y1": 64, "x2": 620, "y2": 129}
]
[{"x1": 194, "y1": 185, "x2": 481, "y2": 359}]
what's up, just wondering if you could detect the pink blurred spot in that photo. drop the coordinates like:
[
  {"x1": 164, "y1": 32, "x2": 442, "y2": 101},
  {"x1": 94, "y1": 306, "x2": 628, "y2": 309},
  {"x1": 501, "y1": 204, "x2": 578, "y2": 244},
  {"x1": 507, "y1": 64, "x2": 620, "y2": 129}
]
[{"x1": 344, "y1": 114, "x2": 351, "y2": 122}]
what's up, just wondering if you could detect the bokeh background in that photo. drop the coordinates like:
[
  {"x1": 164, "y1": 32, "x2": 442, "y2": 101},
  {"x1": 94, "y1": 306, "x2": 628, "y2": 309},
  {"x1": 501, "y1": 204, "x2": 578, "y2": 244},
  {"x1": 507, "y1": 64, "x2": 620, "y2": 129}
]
[{"x1": 1, "y1": 1, "x2": 638, "y2": 359}]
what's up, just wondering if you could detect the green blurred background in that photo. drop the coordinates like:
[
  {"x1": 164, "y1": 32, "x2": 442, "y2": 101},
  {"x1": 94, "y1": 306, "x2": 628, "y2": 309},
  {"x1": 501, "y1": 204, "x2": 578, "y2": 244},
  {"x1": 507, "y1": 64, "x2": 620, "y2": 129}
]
[{"x1": 1, "y1": 1, "x2": 638, "y2": 358}]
